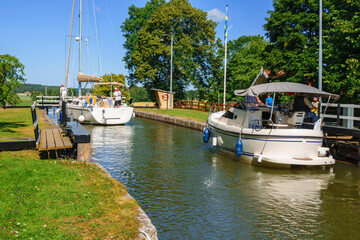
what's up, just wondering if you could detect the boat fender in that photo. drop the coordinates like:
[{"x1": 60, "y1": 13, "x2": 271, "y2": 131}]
[
  {"x1": 203, "y1": 127, "x2": 210, "y2": 143},
  {"x1": 258, "y1": 153, "x2": 263, "y2": 163},
  {"x1": 235, "y1": 138, "x2": 243, "y2": 158},
  {"x1": 78, "y1": 115, "x2": 85, "y2": 123},
  {"x1": 212, "y1": 136, "x2": 217, "y2": 146}
]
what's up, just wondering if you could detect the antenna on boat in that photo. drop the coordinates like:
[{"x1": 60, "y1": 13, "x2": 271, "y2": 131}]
[{"x1": 318, "y1": 0, "x2": 323, "y2": 119}]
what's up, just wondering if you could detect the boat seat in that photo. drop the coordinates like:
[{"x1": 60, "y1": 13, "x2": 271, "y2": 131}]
[{"x1": 287, "y1": 111, "x2": 305, "y2": 126}]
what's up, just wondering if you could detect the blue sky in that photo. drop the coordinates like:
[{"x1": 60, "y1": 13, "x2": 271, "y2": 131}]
[{"x1": 0, "y1": 0, "x2": 273, "y2": 87}]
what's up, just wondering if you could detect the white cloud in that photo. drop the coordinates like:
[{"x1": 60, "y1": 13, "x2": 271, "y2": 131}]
[{"x1": 207, "y1": 8, "x2": 226, "y2": 22}]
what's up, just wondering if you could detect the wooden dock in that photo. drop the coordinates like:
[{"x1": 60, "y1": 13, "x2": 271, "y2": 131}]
[
  {"x1": 36, "y1": 109, "x2": 73, "y2": 159},
  {"x1": 38, "y1": 128, "x2": 73, "y2": 158}
]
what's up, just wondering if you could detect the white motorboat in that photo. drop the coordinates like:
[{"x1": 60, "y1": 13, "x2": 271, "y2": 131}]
[
  {"x1": 203, "y1": 82, "x2": 339, "y2": 168},
  {"x1": 63, "y1": 0, "x2": 133, "y2": 125}
]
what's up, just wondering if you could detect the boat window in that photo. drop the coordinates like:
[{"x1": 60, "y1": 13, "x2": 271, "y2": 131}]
[
  {"x1": 222, "y1": 111, "x2": 234, "y2": 119},
  {"x1": 233, "y1": 102, "x2": 245, "y2": 110}
]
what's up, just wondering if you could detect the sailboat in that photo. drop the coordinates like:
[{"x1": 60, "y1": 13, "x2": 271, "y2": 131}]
[{"x1": 64, "y1": 0, "x2": 134, "y2": 125}]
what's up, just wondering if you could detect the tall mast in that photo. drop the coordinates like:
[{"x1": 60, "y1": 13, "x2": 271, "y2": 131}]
[
  {"x1": 79, "y1": 0, "x2": 82, "y2": 73},
  {"x1": 318, "y1": 0, "x2": 322, "y2": 92},
  {"x1": 78, "y1": 0, "x2": 82, "y2": 97}
]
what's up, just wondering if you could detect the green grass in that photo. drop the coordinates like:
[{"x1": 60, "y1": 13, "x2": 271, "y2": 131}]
[
  {"x1": 16, "y1": 94, "x2": 34, "y2": 107},
  {"x1": 0, "y1": 150, "x2": 139, "y2": 239},
  {"x1": 137, "y1": 108, "x2": 210, "y2": 122},
  {"x1": 0, "y1": 108, "x2": 34, "y2": 140}
]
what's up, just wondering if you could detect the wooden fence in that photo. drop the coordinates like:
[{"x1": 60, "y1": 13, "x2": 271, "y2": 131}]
[{"x1": 174, "y1": 100, "x2": 234, "y2": 112}]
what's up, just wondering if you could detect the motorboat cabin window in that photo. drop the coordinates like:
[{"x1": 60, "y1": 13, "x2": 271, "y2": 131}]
[{"x1": 222, "y1": 111, "x2": 234, "y2": 119}]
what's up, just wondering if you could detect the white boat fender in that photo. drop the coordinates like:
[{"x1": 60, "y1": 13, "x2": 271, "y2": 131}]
[
  {"x1": 203, "y1": 127, "x2": 210, "y2": 143},
  {"x1": 212, "y1": 136, "x2": 217, "y2": 146},
  {"x1": 132, "y1": 112, "x2": 135, "y2": 118},
  {"x1": 258, "y1": 153, "x2": 263, "y2": 163},
  {"x1": 78, "y1": 115, "x2": 85, "y2": 123},
  {"x1": 235, "y1": 138, "x2": 243, "y2": 158}
]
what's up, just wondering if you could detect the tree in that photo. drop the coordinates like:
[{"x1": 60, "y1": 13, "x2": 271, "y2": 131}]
[
  {"x1": 263, "y1": 0, "x2": 321, "y2": 84},
  {"x1": 92, "y1": 73, "x2": 131, "y2": 101},
  {"x1": 0, "y1": 54, "x2": 26, "y2": 106},
  {"x1": 128, "y1": 0, "x2": 218, "y2": 101},
  {"x1": 121, "y1": 0, "x2": 166, "y2": 84},
  {"x1": 129, "y1": 85, "x2": 151, "y2": 102},
  {"x1": 227, "y1": 35, "x2": 268, "y2": 101},
  {"x1": 263, "y1": 0, "x2": 360, "y2": 103},
  {"x1": 324, "y1": 0, "x2": 360, "y2": 102}
]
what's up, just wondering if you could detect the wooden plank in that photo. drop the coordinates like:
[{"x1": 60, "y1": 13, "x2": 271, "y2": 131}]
[
  {"x1": 58, "y1": 129, "x2": 73, "y2": 149},
  {"x1": 38, "y1": 129, "x2": 47, "y2": 151},
  {"x1": 46, "y1": 129, "x2": 56, "y2": 150},
  {"x1": 52, "y1": 129, "x2": 65, "y2": 149}
]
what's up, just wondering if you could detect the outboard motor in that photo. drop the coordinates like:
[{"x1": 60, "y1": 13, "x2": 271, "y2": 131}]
[
  {"x1": 235, "y1": 138, "x2": 243, "y2": 158},
  {"x1": 203, "y1": 127, "x2": 210, "y2": 143}
]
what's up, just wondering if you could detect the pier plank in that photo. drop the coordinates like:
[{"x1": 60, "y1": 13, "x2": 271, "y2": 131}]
[
  {"x1": 38, "y1": 129, "x2": 47, "y2": 151},
  {"x1": 45, "y1": 129, "x2": 56, "y2": 150}
]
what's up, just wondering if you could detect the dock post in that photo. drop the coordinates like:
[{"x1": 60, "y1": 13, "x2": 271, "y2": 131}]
[
  {"x1": 77, "y1": 143, "x2": 90, "y2": 163},
  {"x1": 61, "y1": 101, "x2": 67, "y2": 127}
]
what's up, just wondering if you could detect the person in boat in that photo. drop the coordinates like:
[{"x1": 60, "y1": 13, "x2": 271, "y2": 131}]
[
  {"x1": 265, "y1": 93, "x2": 273, "y2": 108},
  {"x1": 113, "y1": 87, "x2": 122, "y2": 107},
  {"x1": 291, "y1": 93, "x2": 318, "y2": 123},
  {"x1": 311, "y1": 97, "x2": 319, "y2": 115},
  {"x1": 60, "y1": 84, "x2": 67, "y2": 101},
  {"x1": 245, "y1": 95, "x2": 263, "y2": 107}
]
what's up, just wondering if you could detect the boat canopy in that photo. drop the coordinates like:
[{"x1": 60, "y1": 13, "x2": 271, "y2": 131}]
[
  {"x1": 77, "y1": 72, "x2": 102, "y2": 83},
  {"x1": 234, "y1": 82, "x2": 340, "y2": 100},
  {"x1": 93, "y1": 82, "x2": 124, "y2": 87}
]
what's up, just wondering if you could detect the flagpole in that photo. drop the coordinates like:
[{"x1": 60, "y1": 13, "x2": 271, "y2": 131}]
[{"x1": 223, "y1": 4, "x2": 228, "y2": 111}]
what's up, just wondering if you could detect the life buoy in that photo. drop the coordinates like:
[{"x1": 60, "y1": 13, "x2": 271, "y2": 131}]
[
  {"x1": 87, "y1": 96, "x2": 96, "y2": 105},
  {"x1": 162, "y1": 93, "x2": 168, "y2": 101}
]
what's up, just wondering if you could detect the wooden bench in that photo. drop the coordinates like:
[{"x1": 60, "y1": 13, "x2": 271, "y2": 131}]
[{"x1": 38, "y1": 128, "x2": 73, "y2": 158}]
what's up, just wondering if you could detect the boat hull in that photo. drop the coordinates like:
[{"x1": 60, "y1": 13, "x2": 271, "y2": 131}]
[
  {"x1": 66, "y1": 104, "x2": 133, "y2": 125},
  {"x1": 208, "y1": 115, "x2": 335, "y2": 168}
]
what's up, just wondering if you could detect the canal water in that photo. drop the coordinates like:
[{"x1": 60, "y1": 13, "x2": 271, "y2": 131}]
[{"x1": 57, "y1": 114, "x2": 360, "y2": 239}]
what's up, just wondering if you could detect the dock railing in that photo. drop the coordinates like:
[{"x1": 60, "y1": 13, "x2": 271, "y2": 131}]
[
  {"x1": 321, "y1": 103, "x2": 360, "y2": 129},
  {"x1": 36, "y1": 96, "x2": 73, "y2": 108}
]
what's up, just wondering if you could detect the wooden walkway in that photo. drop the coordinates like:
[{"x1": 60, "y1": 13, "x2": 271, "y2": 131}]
[{"x1": 37, "y1": 109, "x2": 73, "y2": 158}]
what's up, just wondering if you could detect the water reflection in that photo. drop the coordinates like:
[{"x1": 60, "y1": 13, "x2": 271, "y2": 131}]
[{"x1": 47, "y1": 112, "x2": 360, "y2": 239}]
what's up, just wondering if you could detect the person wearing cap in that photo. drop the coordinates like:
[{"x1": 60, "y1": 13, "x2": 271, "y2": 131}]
[
  {"x1": 60, "y1": 84, "x2": 67, "y2": 101},
  {"x1": 113, "y1": 87, "x2": 122, "y2": 107}
]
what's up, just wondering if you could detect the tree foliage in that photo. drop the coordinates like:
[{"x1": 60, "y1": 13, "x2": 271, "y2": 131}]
[
  {"x1": 227, "y1": 35, "x2": 268, "y2": 101},
  {"x1": 121, "y1": 0, "x2": 165, "y2": 84},
  {"x1": 128, "y1": 85, "x2": 151, "y2": 102},
  {"x1": 92, "y1": 73, "x2": 130, "y2": 101},
  {"x1": 126, "y1": 0, "x2": 218, "y2": 101},
  {"x1": 0, "y1": 54, "x2": 26, "y2": 106},
  {"x1": 264, "y1": 0, "x2": 360, "y2": 103}
]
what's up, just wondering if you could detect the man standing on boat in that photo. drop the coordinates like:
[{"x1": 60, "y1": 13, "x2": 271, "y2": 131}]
[
  {"x1": 60, "y1": 85, "x2": 67, "y2": 101},
  {"x1": 114, "y1": 87, "x2": 122, "y2": 107},
  {"x1": 291, "y1": 93, "x2": 318, "y2": 123}
]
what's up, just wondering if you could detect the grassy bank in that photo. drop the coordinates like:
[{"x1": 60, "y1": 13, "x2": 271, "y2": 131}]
[
  {"x1": 16, "y1": 94, "x2": 34, "y2": 106},
  {"x1": 0, "y1": 108, "x2": 34, "y2": 140},
  {"x1": 136, "y1": 108, "x2": 210, "y2": 123},
  {"x1": 0, "y1": 150, "x2": 139, "y2": 239}
]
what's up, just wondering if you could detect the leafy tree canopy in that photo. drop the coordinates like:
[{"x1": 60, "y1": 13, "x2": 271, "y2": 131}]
[
  {"x1": 92, "y1": 73, "x2": 130, "y2": 101},
  {"x1": 227, "y1": 35, "x2": 268, "y2": 101},
  {"x1": 121, "y1": 0, "x2": 166, "y2": 83},
  {"x1": 128, "y1": 85, "x2": 151, "y2": 102},
  {"x1": 127, "y1": 0, "x2": 218, "y2": 101},
  {"x1": 0, "y1": 54, "x2": 26, "y2": 106},
  {"x1": 264, "y1": 0, "x2": 360, "y2": 103}
]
